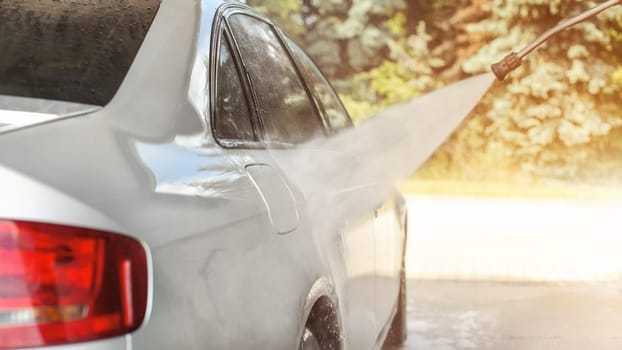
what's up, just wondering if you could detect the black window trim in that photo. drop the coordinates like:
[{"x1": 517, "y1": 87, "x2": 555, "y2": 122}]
[
  {"x1": 210, "y1": 5, "x2": 329, "y2": 149},
  {"x1": 283, "y1": 36, "x2": 355, "y2": 134},
  {"x1": 209, "y1": 5, "x2": 264, "y2": 150}
]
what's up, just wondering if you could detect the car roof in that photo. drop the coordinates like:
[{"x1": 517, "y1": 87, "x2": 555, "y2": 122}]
[
  {"x1": 77, "y1": 0, "x2": 217, "y2": 141},
  {"x1": 0, "y1": 0, "x2": 262, "y2": 141},
  {"x1": 0, "y1": 0, "x2": 163, "y2": 106},
  {"x1": 90, "y1": 0, "x2": 262, "y2": 141}
]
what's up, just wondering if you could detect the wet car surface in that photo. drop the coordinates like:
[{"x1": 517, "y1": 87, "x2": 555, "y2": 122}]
[{"x1": 0, "y1": 1, "x2": 407, "y2": 349}]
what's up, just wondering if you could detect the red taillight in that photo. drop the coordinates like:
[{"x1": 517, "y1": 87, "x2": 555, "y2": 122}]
[{"x1": 0, "y1": 220, "x2": 148, "y2": 349}]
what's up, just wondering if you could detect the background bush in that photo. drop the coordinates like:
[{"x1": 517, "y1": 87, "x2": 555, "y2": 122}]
[{"x1": 247, "y1": 0, "x2": 622, "y2": 185}]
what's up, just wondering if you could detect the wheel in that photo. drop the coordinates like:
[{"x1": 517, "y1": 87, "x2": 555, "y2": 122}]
[
  {"x1": 299, "y1": 296, "x2": 341, "y2": 350},
  {"x1": 299, "y1": 327, "x2": 321, "y2": 350},
  {"x1": 383, "y1": 258, "x2": 407, "y2": 347},
  {"x1": 384, "y1": 211, "x2": 409, "y2": 347}
]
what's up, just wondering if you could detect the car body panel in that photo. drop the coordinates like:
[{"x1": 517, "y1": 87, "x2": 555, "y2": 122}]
[
  {"x1": 0, "y1": 0, "x2": 407, "y2": 349},
  {"x1": 0, "y1": 96, "x2": 101, "y2": 133},
  {"x1": 18, "y1": 337, "x2": 129, "y2": 350},
  {"x1": 374, "y1": 196, "x2": 404, "y2": 328}
]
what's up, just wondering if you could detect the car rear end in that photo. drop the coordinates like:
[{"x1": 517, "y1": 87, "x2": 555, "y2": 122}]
[
  {"x1": 0, "y1": 220, "x2": 150, "y2": 349},
  {"x1": 0, "y1": 1, "x2": 160, "y2": 349}
]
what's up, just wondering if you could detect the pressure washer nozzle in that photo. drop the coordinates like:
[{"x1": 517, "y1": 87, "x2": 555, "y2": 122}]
[{"x1": 491, "y1": 52, "x2": 522, "y2": 81}]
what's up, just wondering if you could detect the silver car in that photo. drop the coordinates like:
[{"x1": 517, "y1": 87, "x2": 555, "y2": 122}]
[{"x1": 0, "y1": 0, "x2": 407, "y2": 349}]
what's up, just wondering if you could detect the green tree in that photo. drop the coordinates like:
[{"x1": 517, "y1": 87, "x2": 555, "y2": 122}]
[
  {"x1": 248, "y1": 0, "x2": 622, "y2": 184},
  {"x1": 436, "y1": 0, "x2": 622, "y2": 183}
]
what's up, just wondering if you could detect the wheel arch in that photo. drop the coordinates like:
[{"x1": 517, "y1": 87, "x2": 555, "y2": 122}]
[{"x1": 297, "y1": 277, "x2": 343, "y2": 350}]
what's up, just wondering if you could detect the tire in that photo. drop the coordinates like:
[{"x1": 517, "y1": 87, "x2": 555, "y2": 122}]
[
  {"x1": 384, "y1": 210, "x2": 409, "y2": 347},
  {"x1": 299, "y1": 296, "x2": 341, "y2": 350},
  {"x1": 383, "y1": 256, "x2": 407, "y2": 347},
  {"x1": 299, "y1": 327, "x2": 321, "y2": 350}
]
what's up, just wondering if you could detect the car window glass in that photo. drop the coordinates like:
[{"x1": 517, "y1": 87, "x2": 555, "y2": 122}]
[
  {"x1": 0, "y1": 0, "x2": 159, "y2": 106},
  {"x1": 215, "y1": 33, "x2": 255, "y2": 142},
  {"x1": 228, "y1": 14, "x2": 323, "y2": 144},
  {"x1": 286, "y1": 38, "x2": 352, "y2": 133}
]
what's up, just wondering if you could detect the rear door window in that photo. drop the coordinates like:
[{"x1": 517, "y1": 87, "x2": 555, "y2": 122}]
[
  {"x1": 214, "y1": 31, "x2": 255, "y2": 143},
  {"x1": 286, "y1": 38, "x2": 353, "y2": 133},
  {"x1": 0, "y1": 0, "x2": 159, "y2": 106},
  {"x1": 228, "y1": 14, "x2": 323, "y2": 145}
]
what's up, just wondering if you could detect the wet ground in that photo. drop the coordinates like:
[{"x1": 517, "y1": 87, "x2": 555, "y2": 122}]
[
  {"x1": 397, "y1": 280, "x2": 622, "y2": 350},
  {"x1": 391, "y1": 196, "x2": 622, "y2": 349}
]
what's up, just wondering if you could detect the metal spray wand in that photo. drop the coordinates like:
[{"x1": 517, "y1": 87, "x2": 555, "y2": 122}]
[{"x1": 491, "y1": 0, "x2": 622, "y2": 81}]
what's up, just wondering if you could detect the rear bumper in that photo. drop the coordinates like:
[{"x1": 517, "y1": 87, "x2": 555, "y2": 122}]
[{"x1": 18, "y1": 336, "x2": 128, "y2": 350}]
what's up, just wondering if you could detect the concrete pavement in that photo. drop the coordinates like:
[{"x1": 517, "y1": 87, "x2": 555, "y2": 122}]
[
  {"x1": 395, "y1": 196, "x2": 622, "y2": 350},
  {"x1": 394, "y1": 280, "x2": 622, "y2": 350}
]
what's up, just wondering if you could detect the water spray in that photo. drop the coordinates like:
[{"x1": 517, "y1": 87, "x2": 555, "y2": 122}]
[{"x1": 491, "y1": 0, "x2": 622, "y2": 81}]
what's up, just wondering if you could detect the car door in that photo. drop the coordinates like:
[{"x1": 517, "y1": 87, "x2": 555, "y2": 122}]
[
  {"x1": 213, "y1": 20, "x2": 301, "y2": 235},
  {"x1": 134, "y1": 21, "x2": 313, "y2": 348},
  {"x1": 222, "y1": 11, "x2": 334, "y2": 234},
  {"x1": 373, "y1": 197, "x2": 403, "y2": 327},
  {"x1": 284, "y1": 38, "x2": 385, "y2": 346},
  {"x1": 225, "y1": 11, "x2": 381, "y2": 347}
]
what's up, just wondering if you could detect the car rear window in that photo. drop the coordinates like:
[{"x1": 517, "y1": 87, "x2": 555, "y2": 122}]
[{"x1": 0, "y1": 0, "x2": 160, "y2": 106}]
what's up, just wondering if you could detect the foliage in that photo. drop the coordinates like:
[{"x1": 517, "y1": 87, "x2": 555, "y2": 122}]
[
  {"x1": 249, "y1": 0, "x2": 622, "y2": 185},
  {"x1": 444, "y1": 0, "x2": 622, "y2": 183},
  {"x1": 614, "y1": 66, "x2": 622, "y2": 86},
  {"x1": 247, "y1": 0, "x2": 445, "y2": 123},
  {"x1": 245, "y1": 0, "x2": 304, "y2": 36},
  {"x1": 341, "y1": 21, "x2": 445, "y2": 123}
]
